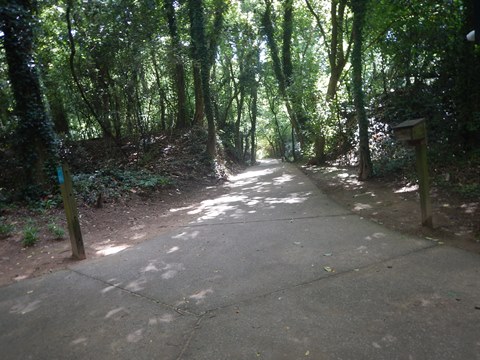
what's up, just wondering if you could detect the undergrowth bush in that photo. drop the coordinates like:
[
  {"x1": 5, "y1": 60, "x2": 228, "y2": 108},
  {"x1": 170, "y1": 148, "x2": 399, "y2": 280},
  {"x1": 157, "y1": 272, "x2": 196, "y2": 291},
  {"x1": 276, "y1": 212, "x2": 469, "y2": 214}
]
[
  {"x1": 0, "y1": 222, "x2": 14, "y2": 238},
  {"x1": 371, "y1": 138, "x2": 416, "y2": 179},
  {"x1": 48, "y1": 222, "x2": 65, "y2": 240},
  {"x1": 22, "y1": 220, "x2": 38, "y2": 247},
  {"x1": 73, "y1": 169, "x2": 172, "y2": 205},
  {"x1": 454, "y1": 183, "x2": 480, "y2": 198}
]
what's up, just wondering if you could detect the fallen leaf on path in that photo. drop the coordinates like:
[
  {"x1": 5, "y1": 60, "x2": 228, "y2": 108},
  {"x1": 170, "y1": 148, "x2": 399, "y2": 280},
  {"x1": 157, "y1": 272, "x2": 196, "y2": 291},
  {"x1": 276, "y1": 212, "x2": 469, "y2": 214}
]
[
  {"x1": 323, "y1": 253, "x2": 332, "y2": 257},
  {"x1": 324, "y1": 266, "x2": 334, "y2": 273}
]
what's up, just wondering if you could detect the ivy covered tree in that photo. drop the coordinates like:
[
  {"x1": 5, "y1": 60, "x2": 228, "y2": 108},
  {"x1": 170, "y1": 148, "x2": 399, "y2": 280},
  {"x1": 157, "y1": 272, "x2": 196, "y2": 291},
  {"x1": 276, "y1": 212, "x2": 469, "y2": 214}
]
[
  {"x1": 261, "y1": 0, "x2": 306, "y2": 149},
  {"x1": 0, "y1": 0, "x2": 58, "y2": 194},
  {"x1": 187, "y1": 0, "x2": 228, "y2": 157},
  {"x1": 163, "y1": 0, "x2": 189, "y2": 130},
  {"x1": 351, "y1": 0, "x2": 372, "y2": 180}
]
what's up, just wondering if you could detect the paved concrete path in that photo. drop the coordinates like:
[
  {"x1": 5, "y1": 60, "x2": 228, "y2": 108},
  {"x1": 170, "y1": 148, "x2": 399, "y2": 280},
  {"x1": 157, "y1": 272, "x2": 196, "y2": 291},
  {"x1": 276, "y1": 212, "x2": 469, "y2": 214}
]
[{"x1": 1, "y1": 160, "x2": 479, "y2": 360}]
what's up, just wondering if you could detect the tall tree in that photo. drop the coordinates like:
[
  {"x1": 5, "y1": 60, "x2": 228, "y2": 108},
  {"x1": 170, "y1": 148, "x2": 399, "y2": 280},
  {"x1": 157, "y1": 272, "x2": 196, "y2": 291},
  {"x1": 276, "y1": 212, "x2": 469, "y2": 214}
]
[
  {"x1": 163, "y1": 0, "x2": 189, "y2": 130},
  {"x1": 225, "y1": 16, "x2": 258, "y2": 161},
  {"x1": 304, "y1": 0, "x2": 352, "y2": 101},
  {"x1": 66, "y1": 0, "x2": 124, "y2": 141},
  {"x1": 229, "y1": 58, "x2": 246, "y2": 159},
  {"x1": 249, "y1": 72, "x2": 259, "y2": 165},
  {"x1": 351, "y1": 0, "x2": 372, "y2": 180},
  {"x1": 187, "y1": 0, "x2": 227, "y2": 157},
  {"x1": 262, "y1": 0, "x2": 306, "y2": 148},
  {"x1": 0, "y1": 0, "x2": 57, "y2": 191},
  {"x1": 248, "y1": 42, "x2": 260, "y2": 165},
  {"x1": 188, "y1": 0, "x2": 214, "y2": 155}
]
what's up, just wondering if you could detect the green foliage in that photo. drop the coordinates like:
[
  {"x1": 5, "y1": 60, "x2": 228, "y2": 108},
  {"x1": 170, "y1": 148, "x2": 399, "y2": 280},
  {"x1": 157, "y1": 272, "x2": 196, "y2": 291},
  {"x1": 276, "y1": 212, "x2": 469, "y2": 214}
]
[
  {"x1": 434, "y1": 174, "x2": 480, "y2": 199},
  {"x1": 73, "y1": 169, "x2": 172, "y2": 205},
  {"x1": 0, "y1": 222, "x2": 15, "y2": 238},
  {"x1": 454, "y1": 184, "x2": 480, "y2": 198},
  {"x1": 372, "y1": 150, "x2": 415, "y2": 179},
  {"x1": 369, "y1": 128, "x2": 416, "y2": 178},
  {"x1": 27, "y1": 194, "x2": 62, "y2": 213},
  {"x1": 47, "y1": 221, "x2": 65, "y2": 240},
  {"x1": 22, "y1": 220, "x2": 39, "y2": 247},
  {"x1": 40, "y1": 196, "x2": 61, "y2": 210}
]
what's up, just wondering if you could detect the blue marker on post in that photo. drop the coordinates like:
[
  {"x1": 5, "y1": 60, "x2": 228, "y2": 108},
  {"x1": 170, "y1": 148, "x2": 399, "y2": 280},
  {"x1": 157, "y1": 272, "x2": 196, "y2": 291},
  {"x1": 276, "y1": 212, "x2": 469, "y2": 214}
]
[{"x1": 57, "y1": 166, "x2": 65, "y2": 185}]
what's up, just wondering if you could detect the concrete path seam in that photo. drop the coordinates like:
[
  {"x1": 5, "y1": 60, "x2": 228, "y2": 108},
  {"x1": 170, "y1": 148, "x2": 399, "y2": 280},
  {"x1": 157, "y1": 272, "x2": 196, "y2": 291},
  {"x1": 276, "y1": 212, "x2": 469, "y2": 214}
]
[
  {"x1": 175, "y1": 212, "x2": 355, "y2": 228},
  {"x1": 67, "y1": 267, "x2": 201, "y2": 317},
  {"x1": 198, "y1": 242, "x2": 439, "y2": 315},
  {"x1": 176, "y1": 314, "x2": 207, "y2": 360},
  {"x1": 67, "y1": 269, "x2": 215, "y2": 360}
]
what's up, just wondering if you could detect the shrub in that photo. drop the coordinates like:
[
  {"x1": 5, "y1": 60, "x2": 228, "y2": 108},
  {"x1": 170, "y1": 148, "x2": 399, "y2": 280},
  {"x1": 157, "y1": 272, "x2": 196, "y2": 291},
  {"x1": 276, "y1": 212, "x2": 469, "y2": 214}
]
[
  {"x1": 0, "y1": 222, "x2": 14, "y2": 238},
  {"x1": 48, "y1": 222, "x2": 65, "y2": 240},
  {"x1": 22, "y1": 223, "x2": 38, "y2": 247},
  {"x1": 73, "y1": 169, "x2": 172, "y2": 205}
]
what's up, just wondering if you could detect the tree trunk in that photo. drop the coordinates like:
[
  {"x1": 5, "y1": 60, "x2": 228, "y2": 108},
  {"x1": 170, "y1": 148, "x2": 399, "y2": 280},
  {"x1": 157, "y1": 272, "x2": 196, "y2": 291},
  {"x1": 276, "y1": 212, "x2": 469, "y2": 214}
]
[
  {"x1": 305, "y1": 0, "x2": 352, "y2": 163},
  {"x1": 192, "y1": 63, "x2": 205, "y2": 125},
  {"x1": 291, "y1": 126, "x2": 297, "y2": 161},
  {"x1": 266, "y1": 84, "x2": 286, "y2": 159},
  {"x1": 174, "y1": 62, "x2": 188, "y2": 129},
  {"x1": 351, "y1": 0, "x2": 372, "y2": 180},
  {"x1": 250, "y1": 83, "x2": 258, "y2": 165},
  {"x1": 243, "y1": 131, "x2": 250, "y2": 162},
  {"x1": 188, "y1": 0, "x2": 226, "y2": 157},
  {"x1": 113, "y1": 93, "x2": 122, "y2": 139},
  {"x1": 66, "y1": 0, "x2": 118, "y2": 144},
  {"x1": 95, "y1": 61, "x2": 114, "y2": 138},
  {"x1": 49, "y1": 91, "x2": 69, "y2": 135},
  {"x1": 282, "y1": 0, "x2": 294, "y2": 87},
  {"x1": 160, "y1": 91, "x2": 166, "y2": 131},
  {"x1": 262, "y1": 0, "x2": 305, "y2": 150},
  {"x1": 235, "y1": 90, "x2": 245, "y2": 160},
  {"x1": 249, "y1": 46, "x2": 260, "y2": 165},
  {"x1": 305, "y1": 0, "x2": 351, "y2": 102},
  {"x1": 164, "y1": 0, "x2": 189, "y2": 130},
  {"x1": 0, "y1": 0, "x2": 57, "y2": 191},
  {"x1": 283, "y1": 0, "x2": 308, "y2": 132},
  {"x1": 201, "y1": 65, "x2": 217, "y2": 157},
  {"x1": 326, "y1": 68, "x2": 341, "y2": 101},
  {"x1": 273, "y1": 114, "x2": 286, "y2": 159},
  {"x1": 151, "y1": 51, "x2": 169, "y2": 131}
]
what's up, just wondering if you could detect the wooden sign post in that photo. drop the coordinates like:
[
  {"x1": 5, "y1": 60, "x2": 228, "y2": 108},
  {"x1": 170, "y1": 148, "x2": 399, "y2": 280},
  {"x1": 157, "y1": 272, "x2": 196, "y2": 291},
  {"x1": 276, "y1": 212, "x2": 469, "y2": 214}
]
[
  {"x1": 414, "y1": 138, "x2": 433, "y2": 227},
  {"x1": 57, "y1": 164, "x2": 86, "y2": 259},
  {"x1": 392, "y1": 119, "x2": 433, "y2": 228}
]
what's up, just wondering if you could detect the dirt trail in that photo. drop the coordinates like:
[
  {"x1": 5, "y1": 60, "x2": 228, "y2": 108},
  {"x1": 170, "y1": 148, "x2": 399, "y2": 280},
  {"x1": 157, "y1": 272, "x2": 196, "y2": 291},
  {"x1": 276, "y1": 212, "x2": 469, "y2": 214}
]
[{"x1": 300, "y1": 164, "x2": 480, "y2": 253}]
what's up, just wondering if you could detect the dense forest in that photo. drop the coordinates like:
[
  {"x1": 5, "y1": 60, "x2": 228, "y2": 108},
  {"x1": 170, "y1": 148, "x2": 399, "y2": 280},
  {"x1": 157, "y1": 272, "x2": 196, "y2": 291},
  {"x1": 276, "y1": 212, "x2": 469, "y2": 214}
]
[{"x1": 1, "y1": 0, "x2": 479, "y2": 204}]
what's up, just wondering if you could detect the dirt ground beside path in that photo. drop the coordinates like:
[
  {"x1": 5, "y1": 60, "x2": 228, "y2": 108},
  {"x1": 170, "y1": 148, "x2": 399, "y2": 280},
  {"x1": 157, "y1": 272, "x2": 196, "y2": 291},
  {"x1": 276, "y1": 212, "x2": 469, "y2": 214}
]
[
  {"x1": 1, "y1": 161, "x2": 479, "y2": 288},
  {"x1": 300, "y1": 164, "x2": 480, "y2": 254},
  {"x1": 0, "y1": 183, "x2": 229, "y2": 288}
]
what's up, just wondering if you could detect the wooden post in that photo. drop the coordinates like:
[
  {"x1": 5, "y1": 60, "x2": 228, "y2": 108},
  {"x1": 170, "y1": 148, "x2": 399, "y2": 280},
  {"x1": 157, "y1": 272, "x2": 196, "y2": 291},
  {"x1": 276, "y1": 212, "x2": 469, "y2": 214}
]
[
  {"x1": 57, "y1": 164, "x2": 86, "y2": 259},
  {"x1": 392, "y1": 119, "x2": 433, "y2": 228},
  {"x1": 414, "y1": 140, "x2": 433, "y2": 228}
]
